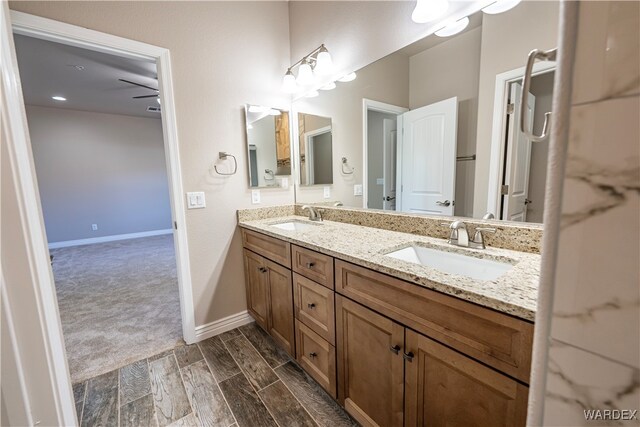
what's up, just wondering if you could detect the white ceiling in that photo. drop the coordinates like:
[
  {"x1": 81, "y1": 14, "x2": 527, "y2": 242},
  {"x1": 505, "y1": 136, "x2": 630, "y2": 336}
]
[{"x1": 14, "y1": 34, "x2": 162, "y2": 119}]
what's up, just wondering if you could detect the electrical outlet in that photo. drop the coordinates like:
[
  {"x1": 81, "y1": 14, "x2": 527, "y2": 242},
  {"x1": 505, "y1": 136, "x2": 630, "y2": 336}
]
[
  {"x1": 251, "y1": 189, "x2": 261, "y2": 204},
  {"x1": 186, "y1": 191, "x2": 206, "y2": 209},
  {"x1": 91, "y1": 224, "x2": 98, "y2": 231},
  {"x1": 354, "y1": 184, "x2": 363, "y2": 196},
  {"x1": 280, "y1": 177, "x2": 289, "y2": 189},
  {"x1": 323, "y1": 186, "x2": 331, "y2": 199}
]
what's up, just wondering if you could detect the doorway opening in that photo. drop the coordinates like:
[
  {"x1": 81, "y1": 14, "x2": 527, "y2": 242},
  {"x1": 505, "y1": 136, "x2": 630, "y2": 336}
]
[{"x1": 12, "y1": 28, "x2": 190, "y2": 384}]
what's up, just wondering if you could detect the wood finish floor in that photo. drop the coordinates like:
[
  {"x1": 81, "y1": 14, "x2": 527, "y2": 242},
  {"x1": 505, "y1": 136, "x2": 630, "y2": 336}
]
[{"x1": 73, "y1": 322, "x2": 358, "y2": 427}]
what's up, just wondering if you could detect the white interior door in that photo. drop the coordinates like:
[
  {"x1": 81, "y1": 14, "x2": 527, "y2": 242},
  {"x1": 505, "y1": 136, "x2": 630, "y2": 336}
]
[
  {"x1": 382, "y1": 118, "x2": 397, "y2": 210},
  {"x1": 502, "y1": 82, "x2": 535, "y2": 221},
  {"x1": 398, "y1": 97, "x2": 457, "y2": 215}
]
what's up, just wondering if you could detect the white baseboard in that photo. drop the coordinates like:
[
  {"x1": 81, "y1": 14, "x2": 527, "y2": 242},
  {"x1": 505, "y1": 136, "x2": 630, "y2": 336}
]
[
  {"x1": 48, "y1": 229, "x2": 174, "y2": 249},
  {"x1": 194, "y1": 310, "x2": 254, "y2": 342}
]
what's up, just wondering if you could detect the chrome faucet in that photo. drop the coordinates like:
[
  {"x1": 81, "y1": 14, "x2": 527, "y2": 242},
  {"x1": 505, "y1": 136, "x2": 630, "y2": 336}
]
[
  {"x1": 442, "y1": 221, "x2": 496, "y2": 249},
  {"x1": 301, "y1": 205, "x2": 322, "y2": 222}
]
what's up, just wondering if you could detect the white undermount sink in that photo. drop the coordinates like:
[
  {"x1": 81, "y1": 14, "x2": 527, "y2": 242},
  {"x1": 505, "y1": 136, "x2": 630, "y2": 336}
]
[
  {"x1": 270, "y1": 221, "x2": 319, "y2": 232},
  {"x1": 385, "y1": 245, "x2": 514, "y2": 281}
]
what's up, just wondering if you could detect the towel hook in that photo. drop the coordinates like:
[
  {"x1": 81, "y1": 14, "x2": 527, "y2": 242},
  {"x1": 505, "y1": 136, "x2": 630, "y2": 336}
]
[
  {"x1": 214, "y1": 152, "x2": 238, "y2": 175},
  {"x1": 520, "y1": 47, "x2": 556, "y2": 142},
  {"x1": 341, "y1": 157, "x2": 354, "y2": 174}
]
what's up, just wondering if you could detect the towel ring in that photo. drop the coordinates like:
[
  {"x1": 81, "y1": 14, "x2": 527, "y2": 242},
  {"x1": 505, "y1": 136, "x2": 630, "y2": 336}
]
[
  {"x1": 341, "y1": 157, "x2": 354, "y2": 174},
  {"x1": 521, "y1": 48, "x2": 556, "y2": 142},
  {"x1": 264, "y1": 169, "x2": 275, "y2": 181},
  {"x1": 214, "y1": 152, "x2": 238, "y2": 175}
]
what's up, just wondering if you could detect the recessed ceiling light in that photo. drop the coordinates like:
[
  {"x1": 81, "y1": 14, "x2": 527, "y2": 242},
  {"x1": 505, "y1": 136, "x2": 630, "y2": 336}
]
[{"x1": 51, "y1": 96, "x2": 67, "y2": 101}]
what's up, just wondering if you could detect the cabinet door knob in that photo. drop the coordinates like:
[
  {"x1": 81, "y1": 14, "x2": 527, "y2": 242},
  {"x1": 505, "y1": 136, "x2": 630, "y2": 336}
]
[
  {"x1": 307, "y1": 303, "x2": 316, "y2": 309},
  {"x1": 306, "y1": 262, "x2": 315, "y2": 268},
  {"x1": 309, "y1": 352, "x2": 317, "y2": 358},
  {"x1": 258, "y1": 267, "x2": 267, "y2": 273},
  {"x1": 403, "y1": 351, "x2": 414, "y2": 362},
  {"x1": 389, "y1": 345, "x2": 400, "y2": 355}
]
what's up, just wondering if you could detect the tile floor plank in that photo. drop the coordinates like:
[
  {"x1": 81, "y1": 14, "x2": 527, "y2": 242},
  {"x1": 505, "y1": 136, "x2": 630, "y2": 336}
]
[
  {"x1": 219, "y1": 373, "x2": 277, "y2": 427},
  {"x1": 198, "y1": 336, "x2": 241, "y2": 383},
  {"x1": 259, "y1": 380, "x2": 317, "y2": 427},
  {"x1": 181, "y1": 359, "x2": 235, "y2": 427},
  {"x1": 174, "y1": 344, "x2": 203, "y2": 369},
  {"x1": 167, "y1": 412, "x2": 198, "y2": 427},
  {"x1": 120, "y1": 394, "x2": 157, "y2": 427},
  {"x1": 72, "y1": 382, "x2": 86, "y2": 424},
  {"x1": 81, "y1": 370, "x2": 119, "y2": 427},
  {"x1": 120, "y1": 359, "x2": 152, "y2": 405},
  {"x1": 275, "y1": 362, "x2": 357, "y2": 427},
  {"x1": 149, "y1": 355, "x2": 192, "y2": 426},
  {"x1": 239, "y1": 323, "x2": 290, "y2": 368},
  {"x1": 225, "y1": 335, "x2": 278, "y2": 390},
  {"x1": 218, "y1": 328, "x2": 242, "y2": 342}
]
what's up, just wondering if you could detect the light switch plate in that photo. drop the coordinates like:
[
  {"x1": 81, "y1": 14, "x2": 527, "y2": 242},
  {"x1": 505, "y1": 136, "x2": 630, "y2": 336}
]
[
  {"x1": 354, "y1": 184, "x2": 363, "y2": 196},
  {"x1": 280, "y1": 178, "x2": 289, "y2": 189},
  {"x1": 376, "y1": 178, "x2": 384, "y2": 185},
  {"x1": 251, "y1": 189, "x2": 261, "y2": 204},
  {"x1": 187, "y1": 191, "x2": 206, "y2": 209},
  {"x1": 323, "y1": 186, "x2": 331, "y2": 199}
]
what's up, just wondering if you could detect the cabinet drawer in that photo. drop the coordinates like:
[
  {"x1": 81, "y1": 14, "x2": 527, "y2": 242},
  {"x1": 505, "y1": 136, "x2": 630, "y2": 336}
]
[
  {"x1": 292, "y1": 245, "x2": 334, "y2": 289},
  {"x1": 295, "y1": 320, "x2": 336, "y2": 398},
  {"x1": 335, "y1": 260, "x2": 534, "y2": 383},
  {"x1": 242, "y1": 229, "x2": 291, "y2": 268},
  {"x1": 294, "y1": 273, "x2": 335, "y2": 344}
]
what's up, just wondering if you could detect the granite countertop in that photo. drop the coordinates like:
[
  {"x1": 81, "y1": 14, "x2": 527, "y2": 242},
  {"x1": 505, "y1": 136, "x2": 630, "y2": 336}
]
[{"x1": 238, "y1": 215, "x2": 540, "y2": 322}]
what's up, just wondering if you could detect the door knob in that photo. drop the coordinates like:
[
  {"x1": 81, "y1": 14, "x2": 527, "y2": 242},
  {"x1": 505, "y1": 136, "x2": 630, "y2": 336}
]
[
  {"x1": 403, "y1": 351, "x2": 414, "y2": 362},
  {"x1": 436, "y1": 200, "x2": 451, "y2": 207},
  {"x1": 306, "y1": 262, "x2": 315, "y2": 268},
  {"x1": 524, "y1": 198, "x2": 532, "y2": 205},
  {"x1": 309, "y1": 352, "x2": 317, "y2": 358},
  {"x1": 258, "y1": 267, "x2": 267, "y2": 273},
  {"x1": 384, "y1": 196, "x2": 396, "y2": 201},
  {"x1": 389, "y1": 345, "x2": 401, "y2": 355},
  {"x1": 307, "y1": 303, "x2": 316, "y2": 309}
]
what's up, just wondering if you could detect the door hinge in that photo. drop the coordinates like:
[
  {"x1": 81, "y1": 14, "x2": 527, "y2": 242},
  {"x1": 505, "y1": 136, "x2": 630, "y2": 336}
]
[
  {"x1": 501, "y1": 185, "x2": 509, "y2": 195},
  {"x1": 506, "y1": 103, "x2": 515, "y2": 114},
  {"x1": 174, "y1": 221, "x2": 178, "y2": 230}
]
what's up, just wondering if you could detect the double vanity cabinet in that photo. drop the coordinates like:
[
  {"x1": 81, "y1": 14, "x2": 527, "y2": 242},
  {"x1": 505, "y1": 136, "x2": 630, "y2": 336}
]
[{"x1": 241, "y1": 226, "x2": 533, "y2": 427}]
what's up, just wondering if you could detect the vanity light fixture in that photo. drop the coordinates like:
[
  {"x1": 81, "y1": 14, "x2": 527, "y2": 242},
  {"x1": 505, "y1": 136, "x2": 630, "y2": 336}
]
[
  {"x1": 268, "y1": 109, "x2": 282, "y2": 116},
  {"x1": 51, "y1": 95, "x2": 67, "y2": 101},
  {"x1": 338, "y1": 72, "x2": 357, "y2": 83},
  {"x1": 320, "y1": 82, "x2": 336, "y2": 90},
  {"x1": 482, "y1": 0, "x2": 522, "y2": 14},
  {"x1": 435, "y1": 16, "x2": 470, "y2": 37},
  {"x1": 248, "y1": 105, "x2": 267, "y2": 113},
  {"x1": 411, "y1": 0, "x2": 449, "y2": 23},
  {"x1": 282, "y1": 44, "x2": 334, "y2": 93},
  {"x1": 305, "y1": 90, "x2": 319, "y2": 98}
]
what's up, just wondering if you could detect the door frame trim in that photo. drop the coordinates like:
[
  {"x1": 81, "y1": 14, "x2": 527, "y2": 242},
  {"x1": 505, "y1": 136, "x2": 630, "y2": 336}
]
[
  {"x1": 486, "y1": 62, "x2": 556, "y2": 218},
  {"x1": 362, "y1": 99, "x2": 408, "y2": 210}
]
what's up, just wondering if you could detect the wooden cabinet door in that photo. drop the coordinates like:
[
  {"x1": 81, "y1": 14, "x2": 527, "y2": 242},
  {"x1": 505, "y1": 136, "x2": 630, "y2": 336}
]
[
  {"x1": 243, "y1": 249, "x2": 269, "y2": 330},
  {"x1": 336, "y1": 295, "x2": 404, "y2": 427},
  {"x1": 405, "y1": 329, "x2": 528, "y2": 427},
  {"x1": 265, "y1": 258, "x2": 295, "y2": 357}
]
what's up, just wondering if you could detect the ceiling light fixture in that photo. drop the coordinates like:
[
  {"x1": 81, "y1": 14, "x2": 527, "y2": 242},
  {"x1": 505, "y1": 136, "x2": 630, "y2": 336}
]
[
  {"x1": 282, "y1": 44, "x2": 334, "y2": 93},
  {"x1": 51, "y1": 96, "x2": 67, "y2": 101},
  {"x1": 435, "y1": 16, "x2": 470, "y2": 37},
  {"x1": 338, "y1": 72, "x2": 357, "y2": 83},
  {"x1": 411, "y1": 0, "x2": 449, "y2": 23},
  {"x1": 305, "y1": 90, "x2": 319, "y2": 98},
  {"x1": 320, "y1": 82, "x2": 336, "y2": 90},
  {"x1": 482, "y1": 0, "x2": 522, "y2": 14}
]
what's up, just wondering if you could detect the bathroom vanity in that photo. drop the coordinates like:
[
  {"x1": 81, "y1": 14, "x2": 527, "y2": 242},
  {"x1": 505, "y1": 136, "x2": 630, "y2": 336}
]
[{"x1": 238, "y1": 209, "x2": 539, "y2": 427}]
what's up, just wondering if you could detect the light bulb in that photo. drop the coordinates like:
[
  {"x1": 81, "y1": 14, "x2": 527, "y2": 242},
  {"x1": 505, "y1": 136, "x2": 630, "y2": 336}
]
[
  {"x1": 338, "y1": 72, "x2": 357, "y2": 83},
  {"x1": 282, "y1": 69, "x2": 297, "y2": 94},
  {"x1": 482, "y1": 0, "x2": 522, "y2": 14},
  {"x1": 314, "y1": 46, "x2": 333, "y2": 76},
  {"x1": 52, "y1": 96, "x2": 67, "y2": 101},
  {"x1": 411, "y1": 0, "x2": 449, "y2": 23},
  {"x1": 320, "y1": 82, "x2": 336, "y2": 91},
  {"x1": 296, "y1": 59, "x2": 314, "y2": 86},
  {"x1": 435, "y1": 17, "x2": 470, "y2": 37},
  {"x1": 305, "y1": 90, "x2": 319, "y2": 98}
]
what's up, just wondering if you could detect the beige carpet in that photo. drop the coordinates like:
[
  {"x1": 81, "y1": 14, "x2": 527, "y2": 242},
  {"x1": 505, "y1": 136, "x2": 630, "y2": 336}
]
[{"x1": 51, "y1": 234, "x2": 183, "y2": 383}]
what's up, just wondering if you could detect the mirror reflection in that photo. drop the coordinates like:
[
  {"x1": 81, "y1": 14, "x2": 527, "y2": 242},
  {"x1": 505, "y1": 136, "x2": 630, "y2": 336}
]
[
  {"x1": 245, "y1": 104, "x2": 291, "y2": 188},
  {"x1": 297, "y1": 113, "x2": 333, "y2": 186},
  {"x1": 292, "y1": 1, "x2": 559, "y2": 223}
]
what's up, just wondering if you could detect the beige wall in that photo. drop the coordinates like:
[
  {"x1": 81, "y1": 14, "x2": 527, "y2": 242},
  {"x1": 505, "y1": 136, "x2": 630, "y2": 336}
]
[
  {"x1": 473, "y1": 0, "x2": 559, "y2": 217},
  {"x1": 9, "y1": 1, "x2": 294, "y2": 327},
  {"x1": 26, "y1": 105, "x2": 172, "y2": 243},
  {"x1": 295, "y1": 51, "x2": 409, "y2": 206}
]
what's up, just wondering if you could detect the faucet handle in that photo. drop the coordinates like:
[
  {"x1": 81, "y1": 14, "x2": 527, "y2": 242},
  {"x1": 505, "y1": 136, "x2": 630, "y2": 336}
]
[{"x1": 472, "y1": 227, "x2": 496, "y2": 249}]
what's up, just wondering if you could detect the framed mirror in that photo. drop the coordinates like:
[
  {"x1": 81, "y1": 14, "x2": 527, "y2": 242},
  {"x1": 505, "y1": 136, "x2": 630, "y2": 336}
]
[
  {"x1": 297, "y1": 113, "x2": 333, "y2": 186},
  {"x1": 245, "y1": 104, "x2": 291, "y2": 188},
  {"x1": 291, "y1": 1, "x2": 559, "y2": 224}
]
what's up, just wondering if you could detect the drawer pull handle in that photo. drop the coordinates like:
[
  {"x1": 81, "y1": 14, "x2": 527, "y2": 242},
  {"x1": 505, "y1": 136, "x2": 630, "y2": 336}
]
[
  {"x1": 309, "y1": 352, "x2": 317, "y2": 358},
  {"x1": 403, "y1": 351, "x2": 414, "y2": 362},
  {"x1": 306, "y1": 262, "x2": 315, "y2": 268},
  {"x1": 258, "y1": 267, "x2": 267, "y2": 273},
  {"x1": 389, "y1": 345, "x2": 400, "y2": 355},
  {"x1": 307, "y1": 303, "x2": 316, "y2": 309}
]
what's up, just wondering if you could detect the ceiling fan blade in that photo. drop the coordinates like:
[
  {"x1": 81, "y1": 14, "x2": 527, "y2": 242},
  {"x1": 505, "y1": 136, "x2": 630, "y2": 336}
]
[
  {"x1": 132, "y1": 94, "x2": 160, "y2": 99},
  {"x1": 119, "y1": 78, "x2": 158, "y2": 92}
]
